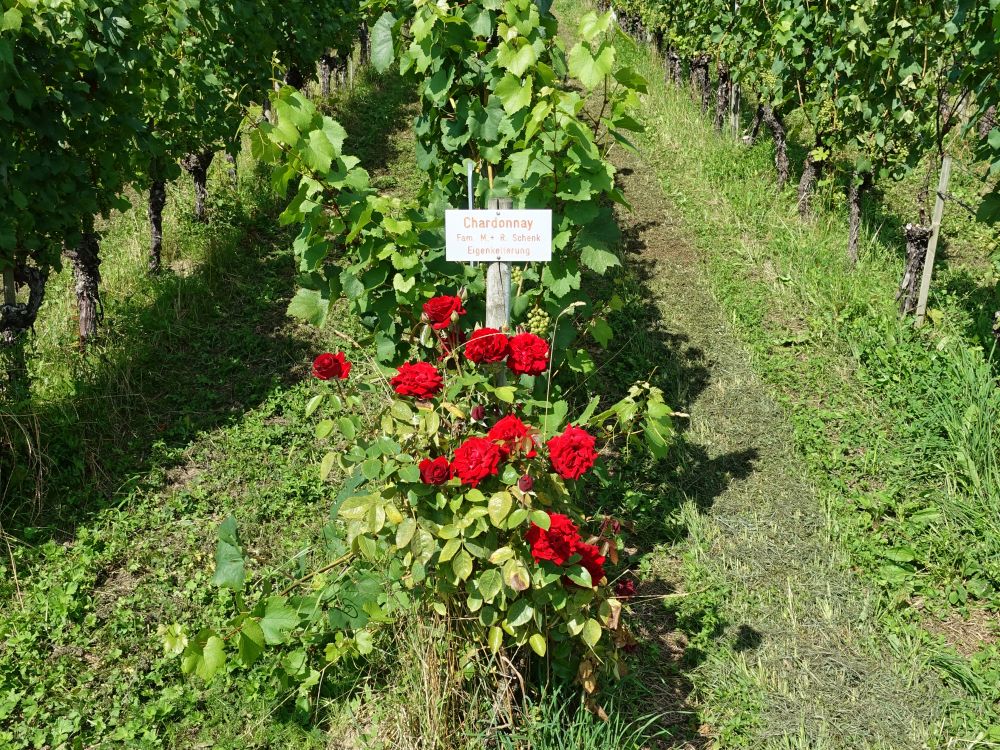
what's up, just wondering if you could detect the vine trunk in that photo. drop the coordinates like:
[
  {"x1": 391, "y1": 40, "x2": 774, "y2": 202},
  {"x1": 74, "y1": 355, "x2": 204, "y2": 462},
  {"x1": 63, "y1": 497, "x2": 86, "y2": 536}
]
[
  {"x1": 761, "y1": 105, "x2": 790, "y2": 188},
  {"x1": 182, "y1": 150, "x2": 215, "y2": 222},
  {"x1": 66, "y1": 227, "x2": 102, "y2": 345},
  {"x1": 147, "y1": 179, "x2": 167, "y2": 274},
  {"x1": 796, "y1": 137, "x2": 824, "y2": 218},
  {"x1": 896, "y1": 223, "x2": 932, "y2": 314},
  {"x1": 714, "y1": 63, "x2": 730, "y2": 132}
]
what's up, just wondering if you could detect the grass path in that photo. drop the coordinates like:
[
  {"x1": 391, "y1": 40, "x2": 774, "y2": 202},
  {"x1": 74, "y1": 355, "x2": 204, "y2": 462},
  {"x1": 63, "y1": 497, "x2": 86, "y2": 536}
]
[
  {"x1": 549, "y1": 3, "x2": 957, "y2": 746},
  {"x1": 615, "y1": 143, "x2": 946, "y2": 747}
]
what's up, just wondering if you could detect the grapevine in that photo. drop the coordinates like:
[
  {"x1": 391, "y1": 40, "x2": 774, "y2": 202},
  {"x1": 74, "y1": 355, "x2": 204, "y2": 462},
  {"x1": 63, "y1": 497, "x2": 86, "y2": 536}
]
[{"x1": 600, "y1": 0, "x2": 1000, "y2": 257}]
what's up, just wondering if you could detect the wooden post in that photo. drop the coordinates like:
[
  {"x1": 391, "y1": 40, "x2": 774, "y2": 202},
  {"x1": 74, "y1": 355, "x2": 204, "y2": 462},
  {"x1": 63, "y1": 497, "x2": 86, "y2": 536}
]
[
  {"x1": 484, "y1": 197, "x2": 513, "y2": 330},
  {"x1": 914, "y1": 154, "x2": 951, "y2": 327},
  {"x1": 729, "y1": 2, "x2": 740, "y2": 139}
]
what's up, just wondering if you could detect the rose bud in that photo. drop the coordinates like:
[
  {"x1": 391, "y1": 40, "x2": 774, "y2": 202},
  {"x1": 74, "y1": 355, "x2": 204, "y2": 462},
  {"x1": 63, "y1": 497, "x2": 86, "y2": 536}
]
[
  {"x1": 518, "y1": 474, "x2": 534, "y2": 492},
  {"x1": 470, "y1": 405, "x2": 486, "y2": 422}
]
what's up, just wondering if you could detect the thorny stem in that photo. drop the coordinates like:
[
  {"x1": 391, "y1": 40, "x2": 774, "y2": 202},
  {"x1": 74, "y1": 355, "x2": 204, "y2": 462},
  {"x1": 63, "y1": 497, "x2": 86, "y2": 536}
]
[
  {"x1": 221, "y1": 552, "x2": 355, "y2": 642},
  {"x1": 543, "y1": 302, "x2": 585, "y2": 437},
  {"x1": 328, "y1": 328, "x2": 394, "y2": 397},
  {"x1": 277, "y1": 552, "x2": 354, "y2": 598}
]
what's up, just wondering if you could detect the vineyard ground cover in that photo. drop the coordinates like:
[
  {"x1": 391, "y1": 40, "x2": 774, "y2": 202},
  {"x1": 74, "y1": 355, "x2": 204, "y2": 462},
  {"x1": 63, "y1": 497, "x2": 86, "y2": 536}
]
[
  {"x1": 0, "y1": 69, "x2": 427, "y2": 748},
  {"x1": 2, "y1": 151, "x2": 304, "y2": 542},
  {"x1": 4, "y1": 7, "x2": 1000, "y2": 749},
  {"x1": 562, "y1": 1, "x2": 1000, "y2": 743},
  {"x1": 780, "y1": 109, "x2": 1000, "y2": 344}
]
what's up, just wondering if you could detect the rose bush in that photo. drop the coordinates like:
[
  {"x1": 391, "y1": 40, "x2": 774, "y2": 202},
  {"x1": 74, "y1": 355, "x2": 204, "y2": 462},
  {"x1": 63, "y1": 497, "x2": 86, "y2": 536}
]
[{"x1": 176, "y1": 297, "x2": 676, "y2": 707}]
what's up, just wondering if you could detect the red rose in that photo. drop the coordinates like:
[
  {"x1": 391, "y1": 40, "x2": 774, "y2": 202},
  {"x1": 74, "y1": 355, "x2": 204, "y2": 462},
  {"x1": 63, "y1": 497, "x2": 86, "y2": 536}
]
[
  {"x1": 615, "y1": 579, "x2": 637, "y2": 599},
  {"x1": 575, "y1": 542, "x2": 606, "y2": 585},
  {"x1": 546, "y1": 425, "x2": 598, "y2": 480},
  {"x1": 450, "y1": 437, "x2": 502, "y2": 487},
  {"x1": 518, "y1": 474, "x2": 534, "y2": 492},
  {"x1": 312, "y1": 352, "x2": 351, "y2": 380},
  {"x1": 470, "y1": 405, "x2": 486, "y2": 422},
  {"x1": 390, "y1": 361, "x2": 443, "y2": 399},
  {"x1": 464, "y1": 328, "x2": 509, "y2": 364},
  {"x1": 507, "y1": 333, "x2": 549, "y2": 376},
  {"x1": 487, "y1": 415, "x2": 536, "y2": 458},
  {"x1": 418, "y1": 456, "x2": 451, "y2": 485},
  {"x1": 525, "y1": 513, "x2": 580, "y2": 566},
  {"x1": 423, "y1": 295, "x2": 465, "y2": 330}
]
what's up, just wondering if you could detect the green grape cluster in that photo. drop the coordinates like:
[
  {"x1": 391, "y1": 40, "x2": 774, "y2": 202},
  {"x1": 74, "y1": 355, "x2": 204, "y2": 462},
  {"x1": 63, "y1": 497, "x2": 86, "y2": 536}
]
[
  {"x1": 816, "y1": 95, "x2": 837, "y2": 130},
  {"x1": 526, "y1": 305, "x2": 551, "y2": 337},
  {"x1": 511, "y1": 266, "x2": 524, "y2": 287},
  {"x1": 760, "y1": 69, "x2": 778, "y2": 90}
]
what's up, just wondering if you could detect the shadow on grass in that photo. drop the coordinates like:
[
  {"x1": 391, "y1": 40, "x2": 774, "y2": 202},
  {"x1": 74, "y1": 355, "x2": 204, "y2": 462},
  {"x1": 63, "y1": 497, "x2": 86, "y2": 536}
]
[
  {"x1": 0, "y1": 71, "x2": 416, "y2": 553},
  {"x1": 581, "y1": 185, "x2": 762, "y2": 747},
  {"x1": 320, "y1": 68, "x2": 418, "y2": 185},
  {"x1": 0, "y1": 178, "x2": 306, "y2": 542},
  {"x1": 940, "y1": 268, "x2": 1000, "y2": 358}
]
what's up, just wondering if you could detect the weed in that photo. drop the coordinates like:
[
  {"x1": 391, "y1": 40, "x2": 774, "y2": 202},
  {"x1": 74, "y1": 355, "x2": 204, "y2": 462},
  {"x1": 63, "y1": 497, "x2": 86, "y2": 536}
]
[{"x1": 494, "y1": 688, "x2": 665, "y2": 750}]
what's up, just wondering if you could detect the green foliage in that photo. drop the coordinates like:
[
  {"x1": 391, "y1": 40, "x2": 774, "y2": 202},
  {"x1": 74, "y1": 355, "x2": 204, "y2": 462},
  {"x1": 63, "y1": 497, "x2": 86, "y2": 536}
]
[
  {"x1": 953, "y1": 0, "x2": 1000, "y2": 222},
  {"x1": 273, "y1": 0, "x2": 361, "y2": 76},
  {"x1": 137, "y1": 1, "x2": 276, "y2": 181},
  {"x1": 264, "y1": 7, "x2": 646, "y2": 369},
  {"x1": 0, "y1": 0, "x2": 147, "y2": 274},
  {"x1": 0, "y1": 0, "x2": 365, "y2": 347},
  {"x1": 610, "y1": 0, "x2": 1000, "y2": 217},
  {"x1": 212, "y1": 515, "x2": 246, "y2": 589},
  {"x1": 251, "y1": 86, "x2": 475, "y2": 360}
]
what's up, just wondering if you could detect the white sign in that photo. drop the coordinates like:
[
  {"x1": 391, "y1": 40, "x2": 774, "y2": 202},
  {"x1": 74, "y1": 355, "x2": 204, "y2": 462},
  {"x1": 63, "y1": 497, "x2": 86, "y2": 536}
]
[{"x1": 445, "y1": 209, "x2": 552, "y2": 262}]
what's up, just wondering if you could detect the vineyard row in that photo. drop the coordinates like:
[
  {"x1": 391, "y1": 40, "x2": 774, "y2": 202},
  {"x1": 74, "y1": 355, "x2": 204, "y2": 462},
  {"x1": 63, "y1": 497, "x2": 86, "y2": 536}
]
[
  {"x1": 0, "y1": 0, "x2": 366, "y2": 360},
  {"x1": 601, "y1": 0, "x2": 999, "y2": 308}
]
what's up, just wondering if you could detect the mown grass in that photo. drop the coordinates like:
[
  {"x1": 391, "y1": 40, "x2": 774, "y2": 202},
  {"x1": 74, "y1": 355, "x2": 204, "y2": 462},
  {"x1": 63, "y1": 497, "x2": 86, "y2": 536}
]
[{"x1": 589, "y1": 8, "x2": 1000, "y2": 744}]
